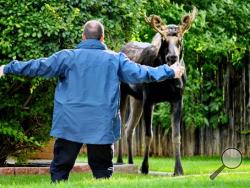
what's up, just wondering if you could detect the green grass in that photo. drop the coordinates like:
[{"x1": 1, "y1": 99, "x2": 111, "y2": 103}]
[
  {"x1": 0, "y1": 156, "x2": 249, "y2": 188},
  {"x1": 77, "y1": 155, "x2": 250, "y2": 175},
  {"x1": 0, "y1": 172, "x2": 250, "y2": 188}
]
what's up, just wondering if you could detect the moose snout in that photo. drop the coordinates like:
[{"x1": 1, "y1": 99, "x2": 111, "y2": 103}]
[{"x1": 166, "y1": 55, "x2": 178, "y2": 64}]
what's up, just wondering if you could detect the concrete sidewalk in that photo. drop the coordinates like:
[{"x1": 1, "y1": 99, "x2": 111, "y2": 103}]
[{"x1": 0, "y1": 160, "x2": 138, "y2": 175}]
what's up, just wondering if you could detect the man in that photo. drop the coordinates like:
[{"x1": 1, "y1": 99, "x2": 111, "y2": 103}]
[{"x1": 0, "y1": 20, "x2": 185, "y2": 182}]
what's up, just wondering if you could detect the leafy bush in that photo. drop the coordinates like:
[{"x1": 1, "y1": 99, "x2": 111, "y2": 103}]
[
  {"x1": 0, "y1": 0, "x2": 144, "y2": 165},
  {"x1": 148, "y1": 0, "x2": 249, "y2": 129}
]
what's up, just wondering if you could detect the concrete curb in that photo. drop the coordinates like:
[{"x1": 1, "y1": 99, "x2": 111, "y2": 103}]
[{"x1": 0, "y1": 163, "x2": 138, "y2": 175}]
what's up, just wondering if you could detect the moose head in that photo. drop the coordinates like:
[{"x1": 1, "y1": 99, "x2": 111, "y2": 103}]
[{"x1": 145, "y1": 7, "x2": 197, "y2": 66}]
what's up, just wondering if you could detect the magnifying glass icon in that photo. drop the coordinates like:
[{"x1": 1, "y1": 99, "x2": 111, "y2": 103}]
[{"x1": 210, "y1": 148, "x2": 242, "y2": 180}]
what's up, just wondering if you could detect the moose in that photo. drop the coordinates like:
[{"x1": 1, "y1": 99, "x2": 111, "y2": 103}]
[{"x1": 117, "y1": 7, "x2": 197, "y2": 176}]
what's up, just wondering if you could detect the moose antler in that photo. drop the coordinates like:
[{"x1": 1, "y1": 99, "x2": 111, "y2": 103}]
[
  {"x1": 145, "y1": 15, "x2": 168, "y2": 40},
  {"x1": 179, "y1": 6, "x2": 198, "y2": 36}
]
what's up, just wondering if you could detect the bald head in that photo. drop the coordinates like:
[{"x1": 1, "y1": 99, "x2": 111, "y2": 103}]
[{"x1": 83, "y1": 20, "x2": 104, "y2": 40}]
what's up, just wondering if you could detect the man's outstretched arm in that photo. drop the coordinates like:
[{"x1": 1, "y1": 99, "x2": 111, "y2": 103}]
[
  {"x1": 0, "y1": 50, "x2": 71, "y2": 78},
  {"x1": 118, "y1": 52, "x2": 184, "y2": 84}
]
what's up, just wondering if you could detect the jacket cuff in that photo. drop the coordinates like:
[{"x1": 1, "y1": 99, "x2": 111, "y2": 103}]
[
  {"x1": 164, "y1": 65, "x2": 175, "y2": 78},
  {"x1": 170, "y1": 68, "x2": 175, "y2": 78}
]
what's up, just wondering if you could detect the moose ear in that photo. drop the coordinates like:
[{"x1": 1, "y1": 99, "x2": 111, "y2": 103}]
[
  {"x1": 145, "y1": 15, "x2": 168, "y2": 40},
  {"x1": 179, "y1": 6, "x2": 198, "y2": 36}
]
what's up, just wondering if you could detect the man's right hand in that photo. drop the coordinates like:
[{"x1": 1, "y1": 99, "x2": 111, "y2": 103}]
[
  {"x1": 0, "y1": 65, "x2": 5, "y2": 78},
  {"x1": 170, "y1": 63, "x2": 185, "y2": 79}
]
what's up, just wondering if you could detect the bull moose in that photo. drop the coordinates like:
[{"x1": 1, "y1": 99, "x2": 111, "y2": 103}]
[{"x1": 117, "y1": 7, "x2": 197, "y2": 176}]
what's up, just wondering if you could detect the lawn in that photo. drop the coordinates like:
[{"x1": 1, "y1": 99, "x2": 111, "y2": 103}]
[
  {"x1": 0, "y1": 156, "x2": 249, "y2": 188},
  {"x1": 77, "y1": 154, "x2": 250, "y2": 175}
]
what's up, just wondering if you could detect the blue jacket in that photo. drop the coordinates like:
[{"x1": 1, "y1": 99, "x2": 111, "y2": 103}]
[{"x1": 3, "y1": 39, "x2": 175, "y2": 144}]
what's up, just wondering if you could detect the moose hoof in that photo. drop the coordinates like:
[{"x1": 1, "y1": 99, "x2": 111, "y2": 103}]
[
  {"x1": 128, "y1": 159, "x2": 134, "y2": 164},
  {"x1": 116, "y1": 158, "x2": 124, "y2": 164},
  {"x1": 173, "y1": 170, "x2": 184, "y2": 176},
  {"x1": 140, "y1": 165, "x2": 149, "y2": 174}
]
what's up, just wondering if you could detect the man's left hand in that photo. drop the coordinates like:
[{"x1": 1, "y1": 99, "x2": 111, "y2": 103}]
[{"x1": 170, "y1": 63, "x2": 185, "y2": 79}]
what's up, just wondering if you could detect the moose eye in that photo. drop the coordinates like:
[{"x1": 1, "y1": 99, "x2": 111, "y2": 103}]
[{"x1": 177, "y1": 40, "x2": 182, "y2": 47}]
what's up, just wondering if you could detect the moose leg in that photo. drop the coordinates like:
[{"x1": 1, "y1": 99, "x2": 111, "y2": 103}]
[
  {"x1": 117, "y1": 135, "x2": 124, "y2": 163},
  {"x1": 116, "y1": 92, "x2": 128, "y2": 164},
  {"x1": 141, "y1": 102, "x2": 154, "y2": 174},
  {"x1": 126, "y1": 97, "x2": 143, "y2": 164},
  {"x1": 171, "y1": 100, "x2": 184, "y2": 176}
]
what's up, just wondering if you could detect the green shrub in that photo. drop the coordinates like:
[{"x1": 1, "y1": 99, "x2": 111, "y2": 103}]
[{"x1": 0, "y1": 0, "x2": 144, "y2": 165}]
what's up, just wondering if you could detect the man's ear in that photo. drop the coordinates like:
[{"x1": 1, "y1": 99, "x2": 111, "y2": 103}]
[
  {"x1": 82, "y1": 33, "x2": 86, "y2": 40},
  {"x1": 100, "y1": 35, "x2": 104, "y2": 42}
]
